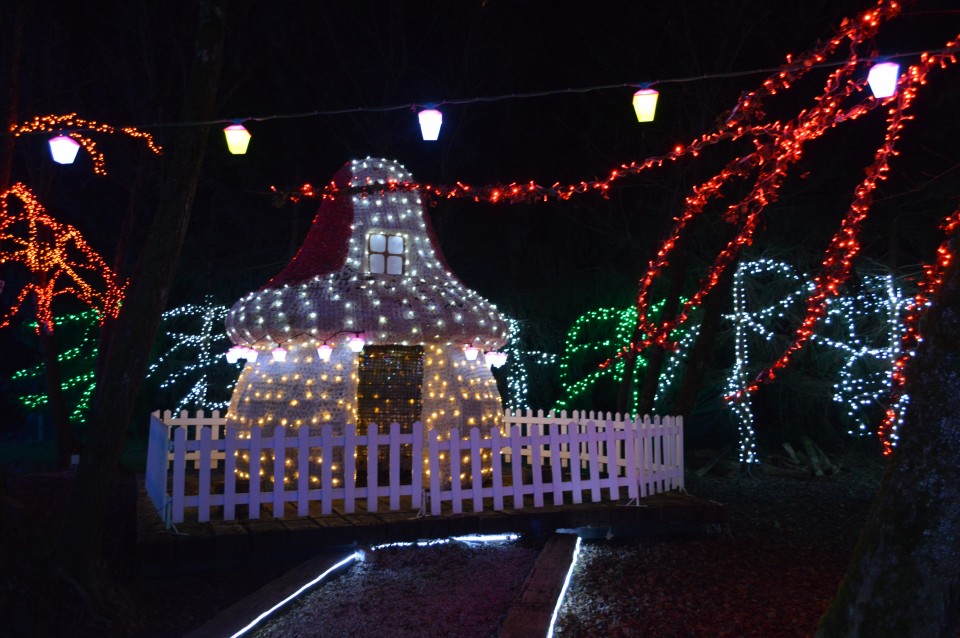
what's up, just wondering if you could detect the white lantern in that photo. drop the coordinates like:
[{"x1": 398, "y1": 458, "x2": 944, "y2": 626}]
[
  {"x1": 463, "y1": 344, "x2": 480, "y2": 361},
  {"x1": 224, "y1": 123, "x2": 252, "y2": 154},
  {"x1": 867, "y1": 62, "x2": 900, "y2": 99},
  {"x1": 243, "y1": 347, "x2": 259, "y2": 362},
  {"x1": 317, "y1": 343, "x2": 333, "y2": 362},
  {"x1": 225, "y1": 345, "x2": 245, "y2": 364},
  {"x1": 632, "y1": 88, "x2": 659, "y2": 123},
  {"x1": 272, "y1": 347, "x2": 287, "y2": 362},
  {"x1": 348, "y1": 334, "x2": 366, "y2": 353},
  {"x1": 49, "y1": 136, "x2": 81, "y2": 164},
  {"x1": 484, "y1": 351, "x2": 508, "y2": 368},
  {"x1": 418, "y1": 109, "x2": 443, "y2": 141}
]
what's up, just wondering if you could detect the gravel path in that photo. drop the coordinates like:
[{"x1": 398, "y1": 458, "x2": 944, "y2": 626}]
[
  {"x1": 554, "y1": 455, "x2": 885, "y2": 637},
  {"x1": 251, "y1": 539, "x2": 542, "y2": 638}
]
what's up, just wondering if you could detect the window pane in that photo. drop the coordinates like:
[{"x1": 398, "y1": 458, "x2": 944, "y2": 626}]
[
  {"x1": 369, "y1": 233, "x2": 386, "y2": 252},
  {"x1": 369, "y1": 253, "x2": 385, "y2": 273},
  {"x1": 387, "y1": 235, "x2": 404, "y2": 255},
  {"x1": 386, "y1": 255, "x2": 403, "y2": 275}
]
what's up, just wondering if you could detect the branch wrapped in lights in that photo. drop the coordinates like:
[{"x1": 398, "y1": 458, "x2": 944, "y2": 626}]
[
  {"x1": 878, "y1": 208, "x2": 960, "y2": 454},
  {"x1": 0, "y1": 183, "x2": 126, "y2": 334},
  {"x1": 10, "y1": 113, "x2": 161, "y2": 175}
]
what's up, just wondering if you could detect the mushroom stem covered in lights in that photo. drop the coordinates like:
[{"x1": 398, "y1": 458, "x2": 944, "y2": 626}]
[
  {"x1": 463, "y1": 344, "x2": 479, "y2": 361},
  {"x1": 48, "y1": 135, "x2": 81, "y2": 164},
  {"x1": 632, "y1": 88, "x2": 659, "y2": 122},
  {"x1": 867, "y1": 62, "x2": 900, "y2": 98},
  {"x1": 348, "y1": 333, "x2": 366, "y2": 353},
  {"x1": 224, "y1": 123, "x2": 252, "y2": 154},
  {"x1": 317, "y1": 343, "x2": 333, "y2": 362},
  {"x1": 272, "y1": 347, "x2": 287, "y2": 362},
  {"x1": 418, "y1": 108, "x2": 443, "y2": 141}
]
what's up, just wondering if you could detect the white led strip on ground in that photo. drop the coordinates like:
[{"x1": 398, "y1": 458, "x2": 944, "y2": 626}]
[{"x1": 547, "y1": 536, "x2": 583, "y2": 638}]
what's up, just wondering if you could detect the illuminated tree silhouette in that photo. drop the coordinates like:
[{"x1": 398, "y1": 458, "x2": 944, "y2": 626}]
[{"x1": 0, "y1": 183, "x2": 125, "y2": 465}]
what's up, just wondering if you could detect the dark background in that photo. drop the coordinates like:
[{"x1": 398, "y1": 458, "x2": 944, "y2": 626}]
[{"x1": 2, "y1": 0, "x2": 959, "y2": 447}]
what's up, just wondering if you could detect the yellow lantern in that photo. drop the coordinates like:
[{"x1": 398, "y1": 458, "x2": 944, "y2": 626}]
[
  {"x1": 223, "y1": 123, "x2": 251, "y2": 154},
  {"x1": 632, "y1": 88, "x2": 659, "y2": 123}
]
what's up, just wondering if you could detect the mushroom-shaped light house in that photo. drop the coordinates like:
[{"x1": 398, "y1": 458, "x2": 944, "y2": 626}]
[{"x1": 225, "y1": 158, "x2": 510, "y2": 483}]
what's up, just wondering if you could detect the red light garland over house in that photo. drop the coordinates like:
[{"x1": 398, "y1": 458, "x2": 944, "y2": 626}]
[{"x1": 276, "y1": 0, "x2": 959, "y2": 452}]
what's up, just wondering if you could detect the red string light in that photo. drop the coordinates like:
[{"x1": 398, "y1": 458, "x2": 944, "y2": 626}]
[{"x1": 0, "y1": 183, "x2": 126, "y2": 334}]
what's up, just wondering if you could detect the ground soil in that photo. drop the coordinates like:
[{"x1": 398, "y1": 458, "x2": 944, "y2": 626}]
[{"x1": 0, "y1": 449, "x2": 884, "y2": 637}]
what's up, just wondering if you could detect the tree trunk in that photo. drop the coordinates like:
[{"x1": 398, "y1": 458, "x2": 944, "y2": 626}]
[
  {"x1": 674, "y1": 263, "x2": 735, "y2": 422},
  {"x1": 37, "y1": 325, "x2": 76, "y2": 468},
  {"x1": 56, "y1": 0, "x2": 226, "y2": 586},
  {"x1": 817, "y1": 257, "x2": 960, "y2": 637}
]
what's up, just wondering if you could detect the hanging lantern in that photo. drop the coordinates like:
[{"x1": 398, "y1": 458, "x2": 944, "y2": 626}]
[
  {"x1": 226, "y1": 345, "x2": 245, "y2": 364},
  {"x1": 632, "y1": 88, "x2": 659, "y2": 122},
  {"x1": 418, "y1": 109, "x2": 443, "y2": 141},
  {"x1": 48, "y1": 136, "x2": 81, "y2": 164},
  {"x1": 484, "y1": 351, "x2": 508, "y2": 368},
  {"x1": 224, "y1": 123, "x2": 252, "y2": 154},
  {"x1": 317, "y1": 343, "x2": 333, "y2": 362},
  {"x1": 463, "y1": 344, "x2": 480, "y2": 361},
  {"x1": 243, "y1": 347, "x2": 259, "y2": 362},
  {"x1": 272, "y1": 347, "x2": 287, "y2": 362},
  {"x1": 867, "y1": 62, "x2": 900, "y2": 98},
  {"x1": 348, "y1": 333, "x2": 366, "y2": 353}
]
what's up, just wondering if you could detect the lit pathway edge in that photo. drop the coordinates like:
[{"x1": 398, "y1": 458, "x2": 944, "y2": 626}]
[{"x1": 500, "y1": 533, "x2": 581, "y2": 638}]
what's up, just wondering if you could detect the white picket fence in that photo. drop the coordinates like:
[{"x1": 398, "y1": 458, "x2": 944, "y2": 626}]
[{"x1": 145, "y1": 409, "x2": 684, "y2": 527}]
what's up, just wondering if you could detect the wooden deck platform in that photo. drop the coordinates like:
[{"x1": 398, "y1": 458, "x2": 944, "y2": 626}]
[{"x1": 136, "y1": 476, "x2": 725, "y2": 574}]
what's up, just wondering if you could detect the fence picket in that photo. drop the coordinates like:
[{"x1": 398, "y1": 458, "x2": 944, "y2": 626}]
[
  {"x1": 273, "y1": 427, "x2": 286, "y2": 519},
  {"x1": 172, "y1": 427, "x2": 186, "y2": 523},
  {"x1": 297, "y1": 426, "x2": 310, "y2": 517},
  {"x1": 530, "y1": 424, "x2": 544, "y2": 508},
  {"x1": 429, "y1": 430, "x2": 442, "y2": 516},
  {"x1": 470, "y1": 427, "x2": 483, "y2": 512},
  {"x1": 224, "y1": 426, "x2": 238, "y2": 520},
  {"x1": 367, "y1": 423, "x2": 379, "y2": 513},
  {"x1": 344, "y1": 425, "x2": 357, "y2": 514},
  {"x1": 412, "y1": 422, "x2": 423, "y2": 511},
  {"x1": 321, "y1": 425, "x2": 334, "y2": 515},
  {"x1": 510, "y1": 425, "x2": 524, "y2": 510},
  {"x1": 491, "y1": 427, "x2": 504, "y2": 511},
  {"x1": 624, "y1": 416, "x2": 639, "y2": 501},
  {"x1": 249, "y1": 426, "x2": 262, "y2": 519},
  {"x1": 549, "y1": 422, "x2": 563, "y2": 506},
  {"x1": 198, "y1": 427, "x2": 212, "y2": 522},
  {"x1": 450, "y1": 429, "x2": 462, "y2": 515},
  {"x1": 605, "y1": 419, "x2": 620, "y2": 501},
  {"x1": 586, "y1": 421, "x2": 602, "y2": 502}
]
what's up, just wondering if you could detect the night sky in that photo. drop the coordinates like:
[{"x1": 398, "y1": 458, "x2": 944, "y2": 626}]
[{"x1": 2, "y1": 0, "x2": 959, "y2": 434}]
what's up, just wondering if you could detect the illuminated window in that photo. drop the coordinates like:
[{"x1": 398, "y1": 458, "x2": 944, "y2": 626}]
[{"x1": 368, "y1": 233, "x2": 405, "y2": 275}]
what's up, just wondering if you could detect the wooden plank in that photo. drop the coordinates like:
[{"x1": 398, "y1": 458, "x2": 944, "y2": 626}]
[
  {"x1": 549, "y1": 422, "x2": 563, "y2": 506},
  {"x1": 272, "y1": 427, "x2": 286, "y2": 519},
  {"x1": 605, "y1": 416, "x2": 620, "y2": 501},
  {"x1": 500, "y1": 534, "x2": 580, "y2": 638},
  {"x1": 624, "y1": 416, "x2": 639, "y2": 501},
  {"x1": 569, "y1": 423, "x2": 583, "y2": 505}
]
